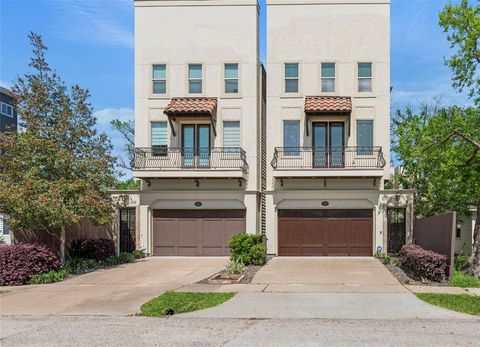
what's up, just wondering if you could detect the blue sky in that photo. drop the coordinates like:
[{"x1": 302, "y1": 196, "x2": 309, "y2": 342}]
[{"x1": 0, "y1": 0, "x2": 470, "y2": 176}]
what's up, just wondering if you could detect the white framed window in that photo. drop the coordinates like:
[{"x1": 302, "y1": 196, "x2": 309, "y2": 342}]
[
  {"x1": 152, "y1": 64, "x2": 166, "y2": 94},
  {"x1": 321, "y1": 63, "x2": 335, "y2": 93},
  {"x1": 357, "y1": 120, "x2": 374, "y2": 155},
  {"x1": 284, "y1": 120, "x2": 300, "y2": 156},
  {"x1": 151, "y1": 122, "x2": 168, "y2": 156},
  {"x1": 188, "y1": 64, "x2": 203, "y2": 94},
  {"x1": 358, "y1": 63, "x2": 372, "y2": 92},
  {"x1": 223, "y1": 121, "x2": 240, "y2": 152},
  {"x1": 1, "y1": 102, "x2": 13, "y2": 117},
  {"x1": 224, "y1": 64, "x2": 239, "y2": 94},
  {"x1": 285, "y1": 63, "x2": 299, "y2": 93}
]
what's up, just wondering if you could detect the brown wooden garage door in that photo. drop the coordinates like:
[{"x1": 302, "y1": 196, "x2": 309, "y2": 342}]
[
  {"x1": 278, "y1": 209, "x2": 373, "y2": 256},
  {"x1": 152, "y1": 210, "x2": 246, "y2": 256}
]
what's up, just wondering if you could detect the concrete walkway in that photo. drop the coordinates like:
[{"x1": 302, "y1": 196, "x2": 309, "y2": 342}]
[
  {"x1": 180, "y1": 292, "x2": 476, "y2": 320},
  {"x1": 0, "y1": 257, "x2": 226, "y2": 316}
]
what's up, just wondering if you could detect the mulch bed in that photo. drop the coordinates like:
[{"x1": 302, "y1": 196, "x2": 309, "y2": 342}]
[{"x1": 197, "y1": 265, "x2": 263, "y2": 284}]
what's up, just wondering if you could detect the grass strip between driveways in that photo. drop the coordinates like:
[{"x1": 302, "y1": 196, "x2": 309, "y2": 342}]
[
  {"x1": 416, "y1": 293, "x2": 480, "y2": 316},
  {"x1": 141, "y1": 291, "x2": 235, "y2": 317}
]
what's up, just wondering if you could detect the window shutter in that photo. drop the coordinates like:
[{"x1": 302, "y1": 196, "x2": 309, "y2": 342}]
[{"x1": 223, "y1": 121, "x2": 240, "y2": 147}]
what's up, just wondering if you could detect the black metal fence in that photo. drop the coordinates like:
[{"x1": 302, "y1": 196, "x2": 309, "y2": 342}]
[
  {"x1": 134, "y1": 147, "x2": 249, "y2": 172},
  {"x1": 271, "y1": 146, "x2": 386, "y2": 169}
]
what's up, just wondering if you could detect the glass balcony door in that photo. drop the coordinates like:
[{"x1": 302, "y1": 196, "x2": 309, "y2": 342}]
[
  {"x1": 312, "y1": 122, "x2": 345, "y2": 168},
  {"x1": 182, "y1": 124, "x2": 211, "y2": 168}
]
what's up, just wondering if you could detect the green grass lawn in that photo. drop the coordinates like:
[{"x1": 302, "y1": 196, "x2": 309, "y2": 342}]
[
  {"x1": 416, "y1": 293, "x2": 480, "y2": 316},
  {"x1": 448, "y1": 271, "x2": 480, "y2": 288},
  {"x1": 141, "y1": 291, "x2": 235, "y2": 317}
]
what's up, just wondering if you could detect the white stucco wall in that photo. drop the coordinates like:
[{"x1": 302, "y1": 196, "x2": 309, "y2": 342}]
[
  {"x1": 455, "y1": 211, "x2": 477, "y2": 255},
  {"x1": 134, "y1": 0, "x2": 261, "y2": 191},
  {"x1": 264, "y1": 0, "x2": 393, "y2": 255},
  {"x1": 266, "y1": 0, "x2": 391, "y2": 187},
  {"x1": 134, "y1": 0, "x2": 262, "y2": 252}
]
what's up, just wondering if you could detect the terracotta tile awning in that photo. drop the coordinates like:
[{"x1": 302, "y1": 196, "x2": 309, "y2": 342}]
[
  {"x1": 164, "y1": 97, "x2": 218, "y2": 136},
  {"x1": 164, "y1": 97, "x2": 217, "y2": 117},
  {"x1": 304, "y1": 96, "x2": 352, "y2": 114}
]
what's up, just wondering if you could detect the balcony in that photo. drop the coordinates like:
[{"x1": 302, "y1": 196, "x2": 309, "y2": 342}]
[
  {"x1": 271, "y1": 146, "x2": 386, "y2": 178},
  {"x1": 133, "y1": 147, "x2": 249, "y2": 179}
]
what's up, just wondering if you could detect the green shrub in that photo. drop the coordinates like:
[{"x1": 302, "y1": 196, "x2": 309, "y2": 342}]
[
  {"x1": 64, "y1": 258, "x2": 98, "y2": 274},
  {"x1": 132, "y1": 249, "x2": 147, "y2": 259},
  {"x1": 454, "y1": 255, "x2": 470, "y2": 271},
  {"x1": 448, "y1": 270, "x2": 480, "y2": 288},
  {"x1": 225, "y1": 258, "x2": 246, "y2": 275},
  {"x1": 228, "y1": 233, "x2": 266, "y2": 266},
  {"x1": 101, "y1": 252, "x2": 135, "y2": 266},
  {"x1": 31, "y1": 269, "x2": 69, "y2": 284},
  {"x1": 250, "y1": 244, "x2": 267, "y2": 266},
  {"x1": 375, "y1": 252, "x2": 391, "y2": 265}
]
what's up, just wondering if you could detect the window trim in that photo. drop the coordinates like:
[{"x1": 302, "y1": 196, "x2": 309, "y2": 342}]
[
  {"x1": 357, "y1": 62, "x2": 373, "y2": 93},
  {"x1": 284, "y1": 62, "x2": 300, "y2": 95},
  {"x1": 321, "y1": 62, "x2": 336, "y2": 94},
  {"x1": 0, "y1": 102, "x2": 14, "y2": 118},
  {"x1": 149, "y1": 62, "x2": 169, "y2": 99},
  {"x1": 187, "y1": 63, "x2": 204, "y2": 95},
  {"x1": 223, "y1": 63, "x2": 241, "y2": 96}
]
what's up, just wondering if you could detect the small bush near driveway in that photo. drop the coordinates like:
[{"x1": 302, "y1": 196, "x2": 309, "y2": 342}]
[
  {"x1": 449, "y1": 271, "x2": 480, "y2": 288},
  {"x1": 141, "y1": 291, "x2": 235, "y2": 317},
  {"x1": 70, "y1": 239, "x2": 116, "y2": 261},
  {"x1": 0, "y1": 244, "x2": 61, "y2": 286},
  {"x1": 399, "y1": 244, "x2": 447, "y2": 282},
  {"x1": 417, "y1": 293, "x2": 480, "y2": 316},
  {"x1": 228, "y1": 234, "x2": 266, "y2": 266}
]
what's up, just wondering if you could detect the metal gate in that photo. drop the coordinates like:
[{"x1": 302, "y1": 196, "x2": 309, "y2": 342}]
[
  {"x1": 119, "y1": 208, "x2": 136, "y2": 253},
  {"x1": 387, "y1": 208, "x2": 406, "y2": 254}
]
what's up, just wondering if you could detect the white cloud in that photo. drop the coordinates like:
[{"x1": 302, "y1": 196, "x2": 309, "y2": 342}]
[{"x1": 94, "y1": 107, "x2": 134, "y2": 126}]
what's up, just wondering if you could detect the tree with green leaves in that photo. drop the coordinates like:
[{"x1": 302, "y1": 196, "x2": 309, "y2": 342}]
[
  {"x1": 0, "y1": 32, "x2": 117, "y2": 262},
  {"x1": 439, "y1": 0, "x2": 480, "y2": 104},
  {"x1": 110, "y1": 119, "x2": 135, "y2": 171},
  {"x1": 392, "y1": 104, "x2": 480, "y2": 277}
]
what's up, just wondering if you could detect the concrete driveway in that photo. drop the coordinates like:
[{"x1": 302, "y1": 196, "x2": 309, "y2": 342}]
[
  {"x1": 0, "y1": 257, "x2": 226, "y2": 316},
  {"x1": 252, "y1": 257, "x2": 406, "y2": 293},
  {"x1": 180, "y1": 257, "x2": 476, "y2": 320}
]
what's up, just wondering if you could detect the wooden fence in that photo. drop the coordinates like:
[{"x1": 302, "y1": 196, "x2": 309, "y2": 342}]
[
  {"x1": 13, "y1": 220, "x2": 116, "y2": 257},
  {"x1": 413, "y1": 212, "x2": 456, "y2": 278}
]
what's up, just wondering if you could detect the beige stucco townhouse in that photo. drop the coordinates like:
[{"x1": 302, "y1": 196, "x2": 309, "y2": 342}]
[
  {"x1": 133, "y1": 0, "x2": 266, "y2": 256},
  {"x1": 265, "y1": 0, "x2": 414, "y2": 256},
  {"x1": 131, "y1": 0, "x2": 413, "y2": 257}
]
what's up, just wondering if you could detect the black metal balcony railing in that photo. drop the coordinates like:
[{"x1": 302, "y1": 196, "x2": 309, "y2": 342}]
[
  {"x1": 134, "y1": 147, "x2": 249, "y2": 172},
  {"x1": 271, "y1": 146, "x2": 386, "y2": 169}
]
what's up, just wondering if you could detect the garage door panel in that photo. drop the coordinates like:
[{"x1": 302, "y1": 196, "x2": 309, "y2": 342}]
[
  {"x1": 153, "y1": 210, "x2": 246, "y2": 256},
  {"x1": 278, "y1": 209, "x2": 373, "y2": 256}
]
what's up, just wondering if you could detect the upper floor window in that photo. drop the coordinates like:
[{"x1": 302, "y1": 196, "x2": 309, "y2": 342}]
[
  {"x1": 1, "y1": 102, "x2": 13, "y2": 117},
  {"x1": 152, "y1": 64, "x2": 166, "y2": 94},
  {"x1": 285, "y1": 63, "x2": 299, "y2": 93},
  {"x1": 188, "y1": 64, "x2": 203, "y2": 94},
  {"x1": 357, "y1": 120, "x2": 373, "y2": 155},
  {"x1": 223, "y1": 121, "x2": 240, "y2": 153},
  {"x1": 224, "y1": 64, "x2": 239, "y2": 94},
  {"x1": 284, "y1": 120, "x2": 300, "y2": 156},
  {"x1": 151, "y1": 121, "x2": 168, "y2": 156},
  {"x1": 321, "y1": 63, "x2": 335, "y2": 93},
  {"x1": 358, "y1": 63, "x2": 372, "y2": 92}
]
